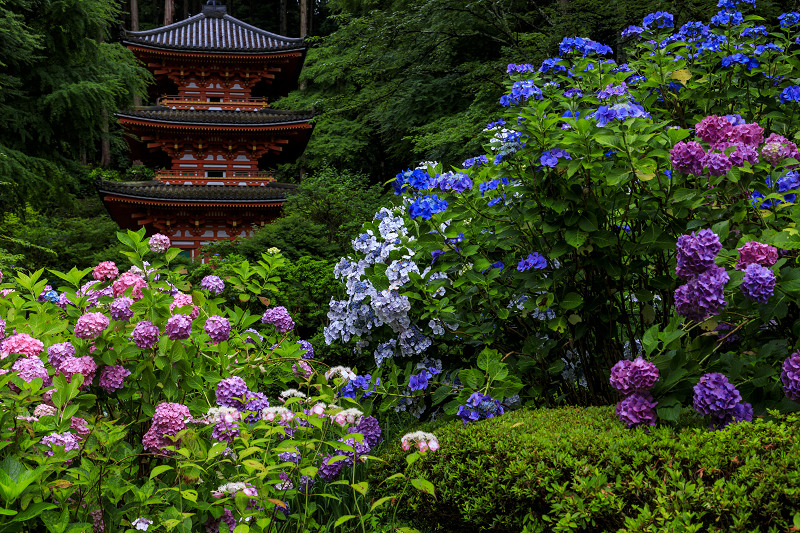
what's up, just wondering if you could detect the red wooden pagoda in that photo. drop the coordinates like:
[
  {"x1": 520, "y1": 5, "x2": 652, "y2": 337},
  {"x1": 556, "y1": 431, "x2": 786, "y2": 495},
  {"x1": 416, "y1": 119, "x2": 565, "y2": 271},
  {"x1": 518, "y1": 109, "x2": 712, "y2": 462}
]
[{"x1": 98, "y1": 0, "x2": 313, "y2": 259}]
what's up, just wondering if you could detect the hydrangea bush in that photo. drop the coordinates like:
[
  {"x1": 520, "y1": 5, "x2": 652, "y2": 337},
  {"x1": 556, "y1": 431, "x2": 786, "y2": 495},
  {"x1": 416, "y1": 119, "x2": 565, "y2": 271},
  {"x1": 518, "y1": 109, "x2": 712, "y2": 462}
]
[
  {"x1": 325, "y1": 2, "x2": 800, "y2": 424},
  {"x1": 0, "y1": 229, "x2": 432, "y2": 532}
]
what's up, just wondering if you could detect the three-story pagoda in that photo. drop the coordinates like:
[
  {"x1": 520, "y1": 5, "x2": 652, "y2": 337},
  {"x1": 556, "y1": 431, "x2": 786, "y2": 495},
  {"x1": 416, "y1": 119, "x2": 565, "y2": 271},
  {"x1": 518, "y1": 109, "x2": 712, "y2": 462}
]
[{"x1": 98, "y1": 1, "x2": 313, "y2": 259}]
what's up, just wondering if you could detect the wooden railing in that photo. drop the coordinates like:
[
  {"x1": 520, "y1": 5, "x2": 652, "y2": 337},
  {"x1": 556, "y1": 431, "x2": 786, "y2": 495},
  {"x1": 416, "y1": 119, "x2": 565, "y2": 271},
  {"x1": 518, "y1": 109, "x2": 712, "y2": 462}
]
[
  {"x1": 157, "y1": 96, "x2": 268, "y2": 110},
  {"x1": 155, "y1": 169, "x2": 275, "y2": 185}
]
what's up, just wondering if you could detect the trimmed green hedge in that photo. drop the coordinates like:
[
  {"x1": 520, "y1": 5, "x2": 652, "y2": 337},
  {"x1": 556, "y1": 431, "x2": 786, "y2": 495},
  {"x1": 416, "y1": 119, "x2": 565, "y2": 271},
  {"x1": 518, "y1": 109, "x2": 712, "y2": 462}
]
[{"x1": 370, "y1": 407, "x2": 800, "y2": 532}]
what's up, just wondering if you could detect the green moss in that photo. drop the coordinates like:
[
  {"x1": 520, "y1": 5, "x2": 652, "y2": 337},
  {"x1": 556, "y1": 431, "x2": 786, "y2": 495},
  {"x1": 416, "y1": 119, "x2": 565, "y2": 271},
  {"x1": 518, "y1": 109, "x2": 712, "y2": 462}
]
[{"x1": 370, "y1": 407, "x2": 800, "y2": 532}]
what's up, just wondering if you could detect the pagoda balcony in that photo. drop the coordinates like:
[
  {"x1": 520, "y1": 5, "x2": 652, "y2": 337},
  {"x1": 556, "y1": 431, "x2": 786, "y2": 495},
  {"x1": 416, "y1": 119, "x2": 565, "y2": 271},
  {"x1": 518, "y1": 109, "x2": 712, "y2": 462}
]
[
  {"x1": 155, "y1": 169, "x2": 275, "y2": 186},
  {"x1": 157, "y1": 96, "x2": 268, "y2": 111}
]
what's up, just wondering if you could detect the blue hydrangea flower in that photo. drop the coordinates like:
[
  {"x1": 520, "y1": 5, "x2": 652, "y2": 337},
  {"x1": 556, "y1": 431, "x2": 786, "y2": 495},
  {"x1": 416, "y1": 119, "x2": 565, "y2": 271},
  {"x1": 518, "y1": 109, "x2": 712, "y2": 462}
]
[
  {"x1": 517, "y1": 253, "x2": 547, "y2": 272},
  {"x1": 408, "y1": 195, "x2": 448, "y2": 220},
  {"x1": 741, "y1": 25, "x2": 767, "y2": 38},
  {"x1": 621, "y1": 25, "x2": 644, "y2": 38},
  {"x1": 463, "y1": 155, "x2": 488, "y2": 168},
  {"x1": 780, "y1": 85, "x2": 800, "y2": 103},
  {"x1": 711, "y1": 10, "x2": 744, "y2": 26},
  {"x1": 642, "y1": 11, "x2": 674, "y2": 29},
  {"x1": 779, "y1": 12, "x2": 800, "y2": 28},
  {"x1": 408, "y1": 371, "x2": 429, "y2": 391},
  {"x1": 540, "y1": 148, "x2": 572, "y2": 167}
]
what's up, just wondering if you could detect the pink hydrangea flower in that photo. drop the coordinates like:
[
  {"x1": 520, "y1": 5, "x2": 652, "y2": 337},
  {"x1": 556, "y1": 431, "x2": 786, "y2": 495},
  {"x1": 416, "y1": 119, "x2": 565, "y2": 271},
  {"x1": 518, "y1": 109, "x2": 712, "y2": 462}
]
[
  {"x1": 701, "y1": 150, "x2": 733, "y2": 176},
  {"x1": 92, "y1": 261, "x2": 119, "y2": 281},
  {"x1": 71, "y1": 416, "x2": 91, "y2": 437},
  {"x1": 99, "y1": 365, "x2": 131, "y2": 393},
  {"x1": 729, "y1": 122, "x2": 764, "y2": 146},
  {"x1": 33, "y1": 404, "x2": 58, "y2": 418},
  {"x1": 58, "y1": 356, "x2": 98, "y2": 388},
  {"x1": 170, "y1": 293, "x2": 199, "y2": 319},
  {"x1": 736, "y1": 241, "x2": 778, "y2": 271},
  {"x1": 112, "y1": 272, "x2": 147, "y2": 300},
  {"x1": 149, "y1": 234, "x2": 171, "y2": 254},
  {"x1": 142, "y1": 402, "x2": 192, "y2": 454},
  {"x1": 74, "y1": 312, "x2": 110, "y2": 340},
  {"x1": 0, "y1": 318, "x2": 4, "y2": 340},
  {"x1": 670, "y1": 140, "x2": 706, "y2": 175},
  {"x1": 41, "y1": 431, "x2": 80, "y2": 456},
  {"x1": 1, "y1": 333, "x2": 44, "y2": 359}
]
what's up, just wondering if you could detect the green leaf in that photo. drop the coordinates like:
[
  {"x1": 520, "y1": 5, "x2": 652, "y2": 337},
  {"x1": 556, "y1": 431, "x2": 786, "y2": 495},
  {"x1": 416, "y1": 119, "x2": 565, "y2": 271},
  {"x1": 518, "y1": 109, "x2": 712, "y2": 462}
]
[
  {"x1": 334, "y1": 515, "x2": 357, "y2": 527},
  {"x1": 411, "y1": 478, "x2": 435, "y2": 497},
  {"x1": 560, "y1": 293, "x2": 583, "y2": 310},
  {"x1": 149, "y1": 465, "x2": 173, "y2": 480}
]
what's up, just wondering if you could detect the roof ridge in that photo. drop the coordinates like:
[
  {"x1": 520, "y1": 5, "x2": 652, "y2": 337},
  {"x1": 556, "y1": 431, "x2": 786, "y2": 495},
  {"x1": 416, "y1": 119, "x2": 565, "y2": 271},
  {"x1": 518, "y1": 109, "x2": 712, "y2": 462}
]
[
  {"x1": 124, "y1": 13, "x2": 205, "y2": 37},
  {"x1": 220, "y1": 14, "x2": 304, "y2": 44}
]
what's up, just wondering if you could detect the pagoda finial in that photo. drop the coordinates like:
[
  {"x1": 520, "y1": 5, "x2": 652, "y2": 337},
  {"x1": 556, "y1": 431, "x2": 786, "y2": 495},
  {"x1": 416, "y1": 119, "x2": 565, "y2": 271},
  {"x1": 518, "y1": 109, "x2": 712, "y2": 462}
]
[{"x1": 203, "y1": 0, "x2": 226, "y2": 17}]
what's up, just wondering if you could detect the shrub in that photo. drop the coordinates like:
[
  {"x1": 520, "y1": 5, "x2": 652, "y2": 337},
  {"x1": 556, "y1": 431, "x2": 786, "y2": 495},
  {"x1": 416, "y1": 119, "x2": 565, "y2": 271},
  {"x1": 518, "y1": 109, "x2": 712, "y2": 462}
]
[{"x1": 371, "y1": 406, "x2": 800, "y2": 532}]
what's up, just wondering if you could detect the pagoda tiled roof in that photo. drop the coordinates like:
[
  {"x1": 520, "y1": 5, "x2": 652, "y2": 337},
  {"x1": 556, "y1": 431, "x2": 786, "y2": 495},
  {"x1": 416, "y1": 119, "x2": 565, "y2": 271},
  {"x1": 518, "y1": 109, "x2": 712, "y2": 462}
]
[
  {"x1": 117, "y1": 107, "x2": 314, "y2": 127},
  {"x1": 98, "y1": 180, "x2": 298, "y2": 203},
  {"x1": 123, "y1": 12, "x2": 305, "y2": 53}
]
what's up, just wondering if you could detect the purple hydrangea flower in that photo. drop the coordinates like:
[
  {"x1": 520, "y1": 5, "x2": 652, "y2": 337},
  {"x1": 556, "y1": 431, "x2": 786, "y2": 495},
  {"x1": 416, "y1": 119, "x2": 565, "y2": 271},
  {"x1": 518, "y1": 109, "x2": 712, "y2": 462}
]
[
  {"x1": 347, "y1": 415, "x2": 383, "y2": 448},
  {"x1": 200, "y1": 275, "x2": 225, "y2": 295},
  {"x1": 298, "y1": 340, "x2": 314, "y2": 359},
  {"x1": 165, "y1": 314, "x2": 192, "y2": 341},
  {"x1": 216, "y1": 376, "x2": 248, "y2": 409},
  {"x1": 408, "y1": 372, "x2": 429, "y2": 391},
  {"x1": 243, "y1": 328, "x2": 263, "y2": 346},
  {"x1": 244, "y1": 391, "x2": 269, "y2": 423},
  {"x1": 130, "y1": 321, "x2": 160, "y2": 349},
  {"x1": 674, "y1": 265, "x2": 729, "y2": 322},
  {"x1": 48, "y1": 342, "x2": 75, "y2": 369},
  {"x1": 41, "y1": 431, "x2": 80, "y2": 456},
  {"x1": 616, "y1": 393, "x2": 658, "y2": 428},
  {"x1": 670, "y1": 141, "x2": 706, "y2": 175},
  {"x1": 0, "y1": 318, "x2": 4, "y2": 340},
  {"x1": 456, "y1": 392, "x2": 504, "y2": 423},
  {"x1": 204, "y1": 315, "x2": 231, "y2": 344},
  {"x1": 261, "y1": 306, "x2": 294, "y2": 333},
  {"x1": 12, "y1": 356, "x2": 50, "y2": 385},
  {"x1": 109, "y1": 297, "x2": 135, "y2": 322},
  {"x1": 99, "y1": 365, "x2": 131, "y2": 393},
  {"x1": 693, "y1": 372, "x2": 742, "y2": 417},
  {"x1": 318, "y1": 454, "x2": 345, "y2": 481},
  {"x1": 781, "y1": 351, "x2": 800, "y2": 401},
  {"x1": 609, "y1": 357, "x2": 659, "y2": 396},
  {"x1": 740, "y1": 263, "x2": 776, "y2": 304},
  {"x1": 676, "y1": 229, "x2": 722, "y2": 280},
  {"x1": 701, "y1": 151, "x2": 733, "y2": 176}
]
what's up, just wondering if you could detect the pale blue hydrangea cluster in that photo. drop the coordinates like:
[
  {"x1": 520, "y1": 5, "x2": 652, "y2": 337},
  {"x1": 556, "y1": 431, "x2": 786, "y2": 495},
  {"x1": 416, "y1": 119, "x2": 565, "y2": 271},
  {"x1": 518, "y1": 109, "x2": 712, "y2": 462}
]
[{"x1": 325, "y1": 206, "x2": 446, "y2": 366}]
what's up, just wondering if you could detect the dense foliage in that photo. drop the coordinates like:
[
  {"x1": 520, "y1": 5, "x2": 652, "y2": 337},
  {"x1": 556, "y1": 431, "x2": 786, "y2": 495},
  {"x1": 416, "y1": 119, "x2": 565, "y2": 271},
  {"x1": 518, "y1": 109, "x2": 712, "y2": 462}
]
[{"x1": 371, "y1": 406, "x2": 800, "y2": 532}]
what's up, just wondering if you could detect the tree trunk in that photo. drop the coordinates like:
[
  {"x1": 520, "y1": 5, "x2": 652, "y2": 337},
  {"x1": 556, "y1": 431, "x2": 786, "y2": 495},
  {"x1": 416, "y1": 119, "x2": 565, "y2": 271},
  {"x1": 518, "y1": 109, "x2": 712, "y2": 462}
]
[
  {"x1": 300, "y1": 0, "x2": 307, "y2": 37},
  {"x1": 183, "y1": 0, "x2": 188, "y2": 19},
  {"x1": 130, "y1": 0, "x2": 139, "y2": 30},
  {"x1": 164, "y1": 0, "x2": 174, "y2": 25},
  {"x1": 279, "y1": 0, "x2": 287, "y2": 35},
  {"x1": 100, "y1": 108, "x2": 111, "y2": 168}
]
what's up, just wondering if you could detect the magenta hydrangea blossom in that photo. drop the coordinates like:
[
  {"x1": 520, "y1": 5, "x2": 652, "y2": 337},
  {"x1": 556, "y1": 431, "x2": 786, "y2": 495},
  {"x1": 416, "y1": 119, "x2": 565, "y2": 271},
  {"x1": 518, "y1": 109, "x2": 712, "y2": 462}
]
[
  {"x1": 781, "y1": 351, "x2": 800, "y2": 401},
  {"x1": 261, "y1": 306, "x2": 295, "y2": 333},
  {"x1": 670, "y1": 140, "x2": 706, "y2": 175},
  {"x1": 71, "y1": 416, "x2": 91, "y2": 437},
  {"x1": 170, "y1": 293, "x2": 199, "y2": 319},
  {"x1": 142, "y1": 402, "x2": 192, "y2": 454},
  {"x1": 59, "y1": 356, "x2": 98, "y2": 388},
  {"x1": 674, "y1": 265, "x2": 729, "y2": 322},
  {"x1": 165, "y1": 314, "x2": 192, "y2": 341},
  {"x1": 216, "y1": 376, "x2": 248, "y2": 408},
  {"x1": 74, "y1": 312, "x2": 110, "y2": 340},
  {"x1": 204, "y1": 315, "x2": 230, "y2": 344},
  {"x1": 112, "y1": 272, "x2": 147, "y2": 300},
  {"x1": 41, "y1": 431, "x2": 80, "y2": 456},
  {"x1": 12, "y1": 356, "x2": 50, "y2": 386},
  {"x1": 740, "y1": 263, "x2": 776, "y2": 304},
  {"x1": 762, "y1": 133, "x2": 800, "y2": 166},
  {"x1": 675, "y1": 229, "x2": 722, "y2": 280},
  {"x1": 92, "y1": 261, "x2": 119, "y2": 281},
  {"x1": 1, "y1": 333, "x2": 44, "y2": 359},
  {"x1": 148, "y1": 233, "x2": 171, "y2": 254},
  {"x1": 33, "y1": 404, "x2": 57, "y2": 418},
  {"x1": 130, "y1": 321, "x2": 160, "y2": 349},
  {"x1": 109, "y1": 297, "x2": 135, "y2": 322},
  {"x1": 729, "y1": 122, "x2": 764, "y2": 146},
  {"x1": 695, "y1": 115, "x2": 734, "y2": 144},
  {"x1": 615, "y1": 393, "x2": 658, "y2": 428},
  {"x1": 200, "y1": 275, "x2": 225, "y2": 294},
  {"x1": 736, "y1": 241, "x2": 778, "y2": 270},
  {"x1": 0, "y1": 318, "x2": 5, "y2": 340},
  {"x1": 99, "y1": 365, "x2": 131, "y2": 393},
  {"x1": 609, "y1": 357, "x2": 659, "y2": 396},
  {"x1": 48, "y1": 342, "x2": 75, "y2": 368}
]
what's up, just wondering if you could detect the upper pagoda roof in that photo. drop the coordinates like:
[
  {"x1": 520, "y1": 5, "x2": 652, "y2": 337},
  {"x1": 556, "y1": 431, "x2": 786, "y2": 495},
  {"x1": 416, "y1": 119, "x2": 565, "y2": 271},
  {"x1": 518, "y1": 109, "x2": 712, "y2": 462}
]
[
  {"x1": 117, "y1": 107, "x2": 314, "y2": 127},
  {"x1": 97, "y1": 179, "x2": 298, "y2": 204},
  {"x1": 122, "y1": 6, "x2": 305, "y2": 54}
]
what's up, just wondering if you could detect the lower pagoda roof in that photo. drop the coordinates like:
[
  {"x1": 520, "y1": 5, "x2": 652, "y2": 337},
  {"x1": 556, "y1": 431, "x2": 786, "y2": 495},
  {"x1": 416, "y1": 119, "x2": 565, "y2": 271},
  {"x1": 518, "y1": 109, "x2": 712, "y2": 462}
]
[
  {"x1": 97, "y1": 179, "x2": 298, "y2": 205},
  {"x1": 117, "y1": 106, "x2": 314, "y2": 128}
]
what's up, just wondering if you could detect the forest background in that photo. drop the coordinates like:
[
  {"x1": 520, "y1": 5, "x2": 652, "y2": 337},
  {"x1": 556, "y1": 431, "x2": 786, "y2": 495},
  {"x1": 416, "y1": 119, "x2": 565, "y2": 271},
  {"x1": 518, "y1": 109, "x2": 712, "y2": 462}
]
[{"x1": 0, "y1": 0, "x2": 795, "y2": 270}]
